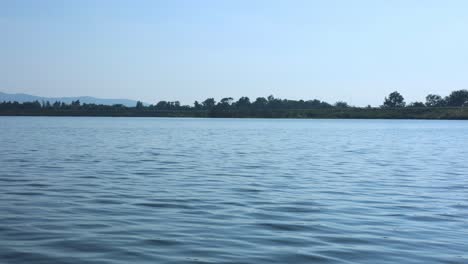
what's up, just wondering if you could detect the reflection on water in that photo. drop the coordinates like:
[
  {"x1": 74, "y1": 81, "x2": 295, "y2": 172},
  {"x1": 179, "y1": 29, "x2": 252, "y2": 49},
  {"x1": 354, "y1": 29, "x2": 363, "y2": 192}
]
[{"x1": 1, "y1": 117, "x2": 467, "y2": 263}]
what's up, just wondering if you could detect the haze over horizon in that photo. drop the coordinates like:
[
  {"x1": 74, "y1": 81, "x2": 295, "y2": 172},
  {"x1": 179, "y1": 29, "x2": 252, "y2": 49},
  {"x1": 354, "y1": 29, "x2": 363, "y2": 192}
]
[{"x1": 2, "y1": 0, "x2": 468, "y2": 106}]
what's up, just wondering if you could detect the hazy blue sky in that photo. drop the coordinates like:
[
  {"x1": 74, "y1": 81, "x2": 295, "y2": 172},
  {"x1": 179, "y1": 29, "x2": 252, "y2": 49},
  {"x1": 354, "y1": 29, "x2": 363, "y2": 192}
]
[{"x1": 1, "y1": 0, "x2": 467, "y2": 106}]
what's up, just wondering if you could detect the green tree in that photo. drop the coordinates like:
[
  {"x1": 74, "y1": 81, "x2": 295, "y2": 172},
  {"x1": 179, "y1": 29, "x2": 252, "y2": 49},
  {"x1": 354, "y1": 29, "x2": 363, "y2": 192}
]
[
  {"x1": 193, "y1": 101, "x2": 202, "y2": 110},
  {"x1": 446, "y1": 90, "x2": 468, "y2": 107},
  {"x1": 216, "y1": 97, "x2": 233, "y2": 110},
  {"x1": 155, "y1": 101, "x2": 168, "y2": 109},
  {"x1": 383, "y1": 91, "x2": 405, "y2": 107},
  {"x1": 267, "y1": 95, "x2": 282, "y2": 109},
  {"x1": 202, "y1": 98, "x2": 216, "y2": 110},
  {"x1": 71, "y1": 100, "x2": 81, "y2": 110},
  {"x1": 235, "y1": 97, "x2": 251, "y2": 109},
  {"x1": 220, "y1": 97, "x2": 233, "y2": 105},
  {"x1": 136, "y1": 101, "x2": 144, "y2": 109},
  {"x1": 407, "y1": 102, "x2": 425, "y2": 108},
  {"x1": 425, "y1": 94, "x2": 446, "y2": 107},
  {"x1": 253, "y1": 97, "x2": 268, "y2": 109},
  {"x1": 334, "y1": 101, "x2": 349, "y2": 108},
  {"x1": 53, "y1": 101, "x2": 61, "y2": 109}
]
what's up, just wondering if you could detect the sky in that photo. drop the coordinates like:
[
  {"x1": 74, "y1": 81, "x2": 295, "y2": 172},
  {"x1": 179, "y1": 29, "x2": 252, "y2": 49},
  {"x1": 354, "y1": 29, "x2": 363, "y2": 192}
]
[{"x1": 1, "y1": 0, "x2": 468, "y2": 106}]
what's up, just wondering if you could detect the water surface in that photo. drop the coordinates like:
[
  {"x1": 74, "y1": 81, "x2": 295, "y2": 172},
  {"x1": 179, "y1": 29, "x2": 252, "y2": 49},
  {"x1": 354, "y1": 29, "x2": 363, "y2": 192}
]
[{"x1": 1, "y1": 117, "x2": 467, "y2": 263}]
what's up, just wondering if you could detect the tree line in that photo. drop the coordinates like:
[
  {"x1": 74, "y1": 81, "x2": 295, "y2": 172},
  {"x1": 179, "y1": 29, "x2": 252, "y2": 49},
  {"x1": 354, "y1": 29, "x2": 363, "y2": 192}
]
[
  {"x1": 1, "y1": 90, "x2": 468, "y2": 119},
  {"x1": 383, "y1": 90, "x2": 468, "y2": 108}
]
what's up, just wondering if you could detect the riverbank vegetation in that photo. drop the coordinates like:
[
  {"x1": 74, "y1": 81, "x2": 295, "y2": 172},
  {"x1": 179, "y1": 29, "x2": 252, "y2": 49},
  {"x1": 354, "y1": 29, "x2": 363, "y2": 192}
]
[{"x1": 1, "y1": 90, "x2": 468, "y2": 119}]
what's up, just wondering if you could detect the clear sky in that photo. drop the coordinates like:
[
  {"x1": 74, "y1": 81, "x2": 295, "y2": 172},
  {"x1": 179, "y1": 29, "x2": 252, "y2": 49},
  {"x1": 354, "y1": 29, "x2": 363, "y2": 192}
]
[{"x1": 1, "y1": 0, "x2": 467, "y2": 106}]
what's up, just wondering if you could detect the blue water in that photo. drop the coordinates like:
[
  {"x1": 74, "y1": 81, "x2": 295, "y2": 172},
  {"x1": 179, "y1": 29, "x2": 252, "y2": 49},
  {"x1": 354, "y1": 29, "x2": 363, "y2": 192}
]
[{"x1": 1, "y1": 117, "x2": 467, "y2": 263}]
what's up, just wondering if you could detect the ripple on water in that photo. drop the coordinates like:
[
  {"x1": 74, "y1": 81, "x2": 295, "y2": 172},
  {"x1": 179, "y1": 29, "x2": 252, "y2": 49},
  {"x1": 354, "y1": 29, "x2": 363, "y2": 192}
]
[{"x1": 1, "y1": 117, "x2": 468, "y2": 264}]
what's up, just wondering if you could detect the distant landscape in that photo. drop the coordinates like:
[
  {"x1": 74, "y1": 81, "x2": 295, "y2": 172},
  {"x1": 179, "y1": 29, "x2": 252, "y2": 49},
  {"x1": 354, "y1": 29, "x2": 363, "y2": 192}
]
[
  {"x1": 0, "y1": 91, "x2": 143, "y2": 107},
  {"x1": 1, "y1": 90, "x2": 468, "y2": 119}
]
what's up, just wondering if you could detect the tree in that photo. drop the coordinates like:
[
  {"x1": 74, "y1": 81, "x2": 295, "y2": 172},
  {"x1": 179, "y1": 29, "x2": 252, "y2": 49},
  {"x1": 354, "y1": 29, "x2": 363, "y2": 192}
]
[
  {"x1": 407, "y1": 102, "x2": 426, "y2": 108},
  {"x1": 446, "y1": 90, "x2": 468, "y2": 107},
  {"x1": 235, "y1": 97, "x2": 251, "y2": 109},
  {"x1": 202, "y1": 98, "x2": 216, "y2": 110},
  {"x1": 425, "y1": 94, "x2": 446, "y2": 107},
  {"x1": 253, "y1": 97, "x2": 268, "y2": 109},
  {"x1": 136, "y1": 101, "x2": 144, "y2": 109},
  {"x1": 193, "y1": 101, "x2": 202, "y2": 110},
  {"x1": 220, "y1": 97, "x2": 233, "y2": 105},
  {"x1": 267, "y1": 95, "x2": 282, "y2": 109},
  {"x1": 23, "y1": 100, "x2": 42, "y2": 110},
  {"x1": 53, "y1": 101, "x2": 61, "y2": 109},
  {"x1": 71, "y1": 100, "x2": 81, "y2": 110},
  {"x1": 216, "y1": 97, "x2": 234, "y2": 110},
  {"x1": 155, "y1": 101, "x2": 168, "y2": 109},
  {"x1": 334, "y1": 101, "x2": 349, "y2": 108},
  {"x1": 383, "y1": 91, "x2": 405, "y2": 108}
]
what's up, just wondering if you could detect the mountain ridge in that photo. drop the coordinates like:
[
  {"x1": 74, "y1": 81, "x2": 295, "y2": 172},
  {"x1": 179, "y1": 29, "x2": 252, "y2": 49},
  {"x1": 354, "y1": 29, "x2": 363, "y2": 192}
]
[{"x1": 0, "y1": 91, "x2": 143, "y2": 107}]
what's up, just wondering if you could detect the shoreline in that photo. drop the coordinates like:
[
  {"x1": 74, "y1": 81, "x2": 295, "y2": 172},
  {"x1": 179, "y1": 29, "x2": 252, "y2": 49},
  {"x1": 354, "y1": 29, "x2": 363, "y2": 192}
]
[{"x1": 1, "y1": 107, "x2": 468, "y2": 120}]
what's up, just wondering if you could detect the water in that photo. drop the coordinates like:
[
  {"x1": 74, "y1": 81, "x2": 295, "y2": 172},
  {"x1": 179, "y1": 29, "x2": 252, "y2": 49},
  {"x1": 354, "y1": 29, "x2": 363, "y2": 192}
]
[{"x1": 1, "y1": 117, "x2": 467, "y2": 264}]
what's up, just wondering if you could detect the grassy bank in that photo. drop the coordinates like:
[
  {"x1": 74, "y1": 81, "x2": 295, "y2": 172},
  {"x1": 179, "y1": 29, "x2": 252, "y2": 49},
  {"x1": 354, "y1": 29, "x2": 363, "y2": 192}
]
[{"x1": 2, "y1": 107, "x2": 468, "y2": 119}]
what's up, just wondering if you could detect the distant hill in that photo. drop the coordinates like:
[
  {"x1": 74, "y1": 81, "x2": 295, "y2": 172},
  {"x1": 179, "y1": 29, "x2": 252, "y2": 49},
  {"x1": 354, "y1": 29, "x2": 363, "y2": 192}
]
[{"x1": 0, "y1": 91, "x2": 144, "y2": 107}]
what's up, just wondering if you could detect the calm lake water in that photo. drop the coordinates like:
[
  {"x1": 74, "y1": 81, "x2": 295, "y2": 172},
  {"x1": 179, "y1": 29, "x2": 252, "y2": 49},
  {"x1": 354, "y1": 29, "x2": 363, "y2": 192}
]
[{"x1": 1, "y1": 117, "x2": 467, "y2": 264}]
